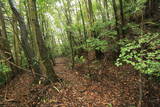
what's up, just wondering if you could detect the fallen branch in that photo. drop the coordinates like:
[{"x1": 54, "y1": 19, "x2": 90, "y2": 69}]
[
  {"x1": 6, "y1": 60, "x2": 49, "y2": 79},
  {"x1": 3, "y1": 57, "x2": 62, "y2": 83},
  {"x1": 4, "y1": 99, "x2": 18, "y2": 102}
]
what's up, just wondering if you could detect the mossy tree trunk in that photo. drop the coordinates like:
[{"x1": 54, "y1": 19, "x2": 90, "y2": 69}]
[{"x1": 28, "y1": 0, "x2": 59, "y2": 82}]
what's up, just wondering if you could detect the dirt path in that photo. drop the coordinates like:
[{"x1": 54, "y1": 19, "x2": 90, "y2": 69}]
[
  {"x1": 0, "y1": 57, "x2": 159, "y2": 106},
  {"x1": 47, "y1": 58, "x2": 140, "y2": 107}
]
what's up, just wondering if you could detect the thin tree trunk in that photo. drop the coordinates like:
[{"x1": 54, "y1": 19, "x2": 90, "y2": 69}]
[
  {"x1": 12, "y1": 14, "x2": 21, "y2": 66},
  {"x1": 87, "y1": 0, "x2": 96, "y2": 60},
  {"x1": 119, "y1": 0, "x2": 125, "y2": 37},
  {"x1": 61, "y1": 0, "x2": 75, "y2": 68},
  {"x1": 138, "y1": 11, "x2": 144, "y2": 107},
  {"x1": 78, "y1": 0, "x2": 87, "y2": 42},
  {"x1": 0, "y1": 2, "x2": 17, "y2": 76},
  {"x1": 138, "y1": 72, "x2": 143, "y2": 107},
  {"x1": 88, "y1": 0, "x2": 94, "y2": 26},
  {"x1": 103, "y1": 0, "x2": 110, "y2": 21},
  {"x1": 24, "y1": 0, "x2": 32, "y2": 39},
  {"x1": 112, "y1": 0, "x2": 120, "y2": 38}
]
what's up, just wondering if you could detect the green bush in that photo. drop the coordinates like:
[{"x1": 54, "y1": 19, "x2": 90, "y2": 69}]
[
  {"x1": 116, "y1": 32, "x2": 160, "y2": 76},
  {"x1": 85, "y1": 38, "x2": 108, "y2": 52},
  {"x1": 74, "y1": 55, "x2": 85, "y2": 64},
  {"x1": 0, "y1": 63, "x2": 11, "y2": 85},
  {"x1": 0, "y1": 63, "x2": 11, "y2": 73},
  {"x1": 75, "y1": 20, "x2": 117, "y2": 54}
]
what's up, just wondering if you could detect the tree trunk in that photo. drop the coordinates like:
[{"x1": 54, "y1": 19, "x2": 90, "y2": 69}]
[
  {"x1": 138, "y1": 73, "x2": 143, "y2": 107},
  {"x1": 88, "y1": 0, "x2": 94, "y2": 26},
  {"x1": 103, "y1": 0, "x2": 110, "y2": 21},
  {"x1": 119, "y1": 0, "x2": 125, "y2": 37},
  {"x1": 27, "y1": 0, "x2": 48, "y2": 77},
  {"x1": 61, "y1": 0, "x2": 75, "y2": 68},
  {"x1": 112, "y1": 0, "x2": 120, "y2": 38},
  {"x1": 78, "y1": 0, "x2": 87, "y2": 42},
  {"x1": 12, "y1": 14, "x2": 21, "y2": 66},
  {"x1": 87, "y1": 0, "x2": 96, "y2": 60},
  {"x1": 29, "y1": 0, "x2": 59, "y2": 82}
]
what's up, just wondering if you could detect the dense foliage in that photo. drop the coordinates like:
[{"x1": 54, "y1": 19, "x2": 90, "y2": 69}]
[
  {"x1": 0, "y1": 62, "x2": 10, "y2": 85},
  {"x1": 116, "y1": 32, "x2": 160, "y2": 76}
]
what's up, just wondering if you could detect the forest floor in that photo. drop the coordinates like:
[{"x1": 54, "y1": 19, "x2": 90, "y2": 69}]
[{"x1": 0, "y1": 57, "x2": 160, "y2": 107}]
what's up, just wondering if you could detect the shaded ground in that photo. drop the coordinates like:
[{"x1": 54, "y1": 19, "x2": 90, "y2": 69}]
[{"x1": 0, "y1": 57, "x2": 159, "y2": 107}]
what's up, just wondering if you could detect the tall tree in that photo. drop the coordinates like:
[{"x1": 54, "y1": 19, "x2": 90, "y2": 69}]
[
  {"x1": 87, "y1": 0, "x2": 97, "y2": 60},
  {"x1": 61, "y1": 0, "x2": 75, "y2": 68},
  {"x1": 0, "y1": 1, "x2": 17, "y2": 77},
  {"x1": 28, "y1": 0, "x2": 59, "y2": 82},
  {"x1": 27, "y1": 0, "x2": 47, "y2": 75}
]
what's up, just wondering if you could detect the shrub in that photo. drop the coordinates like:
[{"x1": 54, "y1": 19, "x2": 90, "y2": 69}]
[
  {"x1": 116, "y1": 32, "x2": 160, "y2": 76},
  {"x1": 0, "y1": 62, "x2": 11, "y2": 85},
  {"x1": 74, "y1": 55, "x2": 86, "y2": 64}
]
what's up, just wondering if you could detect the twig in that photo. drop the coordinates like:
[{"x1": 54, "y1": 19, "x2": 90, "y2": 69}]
[
  {"x1": 53, "y1": 86, "x2": 60, "y2": 93},
  {"x1": 0, "y1": 57, "x2": 12, "y2": 63},
  {"x1": 5, "y1": 99, "x2": 19, "y2": 102}
]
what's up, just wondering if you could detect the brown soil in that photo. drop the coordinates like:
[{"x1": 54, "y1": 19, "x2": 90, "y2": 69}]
[{"x1": 0, "y1": 57, "x2": 159, "y2": 107}]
